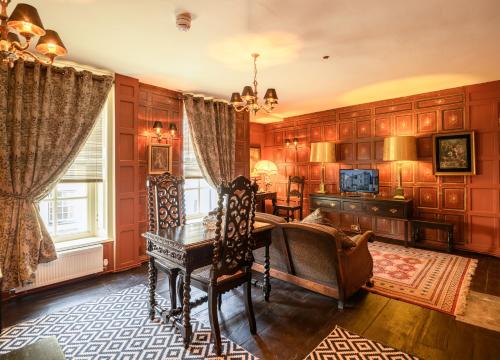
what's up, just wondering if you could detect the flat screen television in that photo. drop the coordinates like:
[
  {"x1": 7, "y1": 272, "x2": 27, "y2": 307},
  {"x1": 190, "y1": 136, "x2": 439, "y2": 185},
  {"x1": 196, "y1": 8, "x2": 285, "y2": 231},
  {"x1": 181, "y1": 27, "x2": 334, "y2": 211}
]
[{"x1": 340, "y1": 169, "x2": 379, "y2": 194}]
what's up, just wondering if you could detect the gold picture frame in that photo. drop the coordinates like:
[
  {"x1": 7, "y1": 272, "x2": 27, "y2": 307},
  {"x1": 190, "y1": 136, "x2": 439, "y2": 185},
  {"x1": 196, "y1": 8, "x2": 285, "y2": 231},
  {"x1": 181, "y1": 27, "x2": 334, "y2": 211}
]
[
  {"x1": 432, "y1": 131, "x2": 476, "y2": 176},
  {"x1": 148, "y1": 143, "x2": 172, "y2": 174},
  {"x1": 249, "y1": 146, "x2": 261, "y2": 176}
]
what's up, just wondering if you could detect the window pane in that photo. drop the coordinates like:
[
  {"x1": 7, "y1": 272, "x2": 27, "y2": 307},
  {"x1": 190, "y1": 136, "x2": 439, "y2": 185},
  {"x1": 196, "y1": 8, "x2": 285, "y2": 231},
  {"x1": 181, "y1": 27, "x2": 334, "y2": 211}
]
[
  {"x1": 38, "y1": 201, "x2": 54, "y2": 234},
  {"x1": 184, "y1": 189, "x2": 199, "y2": 216},
  {"x1": 97, "y1": 183, "x2": 105, "y2": 233},
  {"x1": 200, "y1": 187, "x2": 213, "y2": 213},
  {"x1": 55, "y1": 199, "x2": 88, "y2": 235},
  {"x1": 56, "y1": 183, "x2": 87, "y2": 198},
  {"x1": 184, "y1": 178, "x2": 199, "y2": 189}
]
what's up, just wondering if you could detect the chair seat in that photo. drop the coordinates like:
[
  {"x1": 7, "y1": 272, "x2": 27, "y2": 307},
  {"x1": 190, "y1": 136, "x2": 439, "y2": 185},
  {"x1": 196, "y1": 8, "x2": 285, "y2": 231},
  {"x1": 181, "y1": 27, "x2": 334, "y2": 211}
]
[
  {"x1": 274, "y1": 203, "x2": 301, "y2": 210},
  {"x1": 191, "y1": 266, "x2": 246, "y2": 285}
]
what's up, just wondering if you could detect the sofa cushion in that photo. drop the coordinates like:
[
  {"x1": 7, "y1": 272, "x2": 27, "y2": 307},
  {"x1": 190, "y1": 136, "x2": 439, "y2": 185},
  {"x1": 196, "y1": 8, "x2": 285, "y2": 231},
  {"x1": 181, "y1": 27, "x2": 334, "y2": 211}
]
[
  {"x1": 301, "y1": 223, "x2": 356, "y2": 249},
  {"x1": 255, "y1": 212, "x2": 287, "y2": 224},
  {"x1": 301, "y1": 208, "x2": 335, "y2": 226}
]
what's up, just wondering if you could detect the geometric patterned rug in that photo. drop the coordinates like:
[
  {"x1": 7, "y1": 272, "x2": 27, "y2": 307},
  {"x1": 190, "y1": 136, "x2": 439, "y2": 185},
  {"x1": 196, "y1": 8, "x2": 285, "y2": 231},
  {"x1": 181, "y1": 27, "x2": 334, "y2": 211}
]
[
  {"x1": 304, "y1": 326, "x2": 419, "y2": 360},
  {"x1": 0, "y1": 285, "x2": 257, "y2": 359},
  {"x1": 367, "y1": 242, "x2": 477, "y2": 316}
]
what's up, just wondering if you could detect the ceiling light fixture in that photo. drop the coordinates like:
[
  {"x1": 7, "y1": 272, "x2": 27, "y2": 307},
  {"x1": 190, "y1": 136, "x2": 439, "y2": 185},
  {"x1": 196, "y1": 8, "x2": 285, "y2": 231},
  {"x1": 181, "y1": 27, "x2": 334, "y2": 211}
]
[
  {"x1": 230, "y1": 53, "x2": 278, "y2": 115},
  {"x1": 0, "y1": 0, "x2": 67, "y2": 66}
]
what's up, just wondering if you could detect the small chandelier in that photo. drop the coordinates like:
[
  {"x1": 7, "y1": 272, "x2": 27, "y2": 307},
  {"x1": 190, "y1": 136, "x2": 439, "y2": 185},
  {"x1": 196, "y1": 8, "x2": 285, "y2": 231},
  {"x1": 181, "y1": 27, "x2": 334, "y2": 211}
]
[
  {"x1": 230, "y1": 53, "x2": 278, "y2": 114},
  {"x1": 0, "y1": 0, "x2": 67, "y2": 67}
]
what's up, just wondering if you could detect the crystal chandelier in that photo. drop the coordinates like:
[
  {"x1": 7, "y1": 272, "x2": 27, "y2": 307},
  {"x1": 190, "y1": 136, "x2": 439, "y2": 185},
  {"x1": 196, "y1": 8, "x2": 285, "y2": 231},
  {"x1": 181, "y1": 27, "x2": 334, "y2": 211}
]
[
  {"x1": 230, "y1": 53, "x2": 278, "y2": 114},
  {"x1": 0, "y1": 0, "x2": 67, "y2": 67}
]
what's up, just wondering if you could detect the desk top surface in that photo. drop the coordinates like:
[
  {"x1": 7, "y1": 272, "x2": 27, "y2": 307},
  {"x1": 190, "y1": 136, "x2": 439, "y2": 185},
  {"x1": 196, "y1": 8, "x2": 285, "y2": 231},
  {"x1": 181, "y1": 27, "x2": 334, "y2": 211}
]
[{"x1": 142, "y1": 221, "x2": 274, "y2": 250}]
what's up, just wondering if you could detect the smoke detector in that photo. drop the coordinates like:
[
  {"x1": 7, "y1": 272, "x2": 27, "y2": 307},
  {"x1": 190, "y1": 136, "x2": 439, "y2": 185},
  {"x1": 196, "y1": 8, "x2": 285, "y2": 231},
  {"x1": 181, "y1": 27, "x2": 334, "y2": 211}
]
[{"x1": 176, "y1": 12, "x2": 192, "y2": 31}]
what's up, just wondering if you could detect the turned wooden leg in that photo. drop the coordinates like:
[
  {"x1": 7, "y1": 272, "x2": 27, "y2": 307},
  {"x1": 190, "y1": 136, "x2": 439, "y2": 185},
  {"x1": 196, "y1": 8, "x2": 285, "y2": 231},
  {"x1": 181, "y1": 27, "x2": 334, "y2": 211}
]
[
  {"x1": 177, "y1": 276, "x2": 183, "y2": 311},
  {"x1": 168, "y1": 269, "x2": 178, "y2": 310},
  {"x1": 245, "y1": 276, "x2": 257, "y2": 335},
  {"x1": 264, "y1": 243, "x2": 271, "y2": 302},
  {"x1": 182, "y1": 272, "x2": 192, "y2": 349},
  {"x1": 208, "y1": 287, "x2": 222, "y2": 356},
  {"x1": 148, "y1": 257, "x2": 158, "y2": 320},
  {"x1": 366, "y1": 279, "x2": 374, "y2": 288}
]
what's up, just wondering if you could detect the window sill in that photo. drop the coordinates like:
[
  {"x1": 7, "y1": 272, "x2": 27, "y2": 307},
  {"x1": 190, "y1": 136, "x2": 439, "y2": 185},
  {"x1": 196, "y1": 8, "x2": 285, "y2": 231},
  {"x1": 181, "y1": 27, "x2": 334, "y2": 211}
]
[{"x1": 55, "y1": 236, "x2": 113, "y2": 253}]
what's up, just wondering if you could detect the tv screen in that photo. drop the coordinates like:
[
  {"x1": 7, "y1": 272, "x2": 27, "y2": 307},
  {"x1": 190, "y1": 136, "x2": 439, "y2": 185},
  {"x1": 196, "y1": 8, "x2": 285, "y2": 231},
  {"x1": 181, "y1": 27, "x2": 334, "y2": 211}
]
[{"x1": 340, "y1": 169, "x2": 379, "y2": 194}]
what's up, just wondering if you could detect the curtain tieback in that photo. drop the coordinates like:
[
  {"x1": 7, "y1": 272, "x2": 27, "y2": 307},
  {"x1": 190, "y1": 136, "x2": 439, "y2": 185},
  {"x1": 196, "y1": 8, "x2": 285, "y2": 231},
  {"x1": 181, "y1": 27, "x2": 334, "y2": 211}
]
[{"x1": 0, "y1": 190, "x2": 34, "y2": 201}]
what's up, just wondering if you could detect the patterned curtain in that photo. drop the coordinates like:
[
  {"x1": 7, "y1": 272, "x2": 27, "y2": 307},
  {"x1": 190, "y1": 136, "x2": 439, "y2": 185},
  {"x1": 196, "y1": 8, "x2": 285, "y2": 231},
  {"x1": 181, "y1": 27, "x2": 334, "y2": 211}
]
[
  {"x1": 183, "y1": 94, "x2": 236, "y2": 187},
  {"x1": 0, "y1": 60, "x2": 113, "y2": 290}
]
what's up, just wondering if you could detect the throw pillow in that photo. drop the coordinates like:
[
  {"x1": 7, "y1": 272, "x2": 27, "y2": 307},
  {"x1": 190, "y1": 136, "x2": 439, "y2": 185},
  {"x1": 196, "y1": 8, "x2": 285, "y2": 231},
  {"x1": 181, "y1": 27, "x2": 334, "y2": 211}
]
[{"x1": 301, "y1": 208, "x2": 335, "y2": 227}]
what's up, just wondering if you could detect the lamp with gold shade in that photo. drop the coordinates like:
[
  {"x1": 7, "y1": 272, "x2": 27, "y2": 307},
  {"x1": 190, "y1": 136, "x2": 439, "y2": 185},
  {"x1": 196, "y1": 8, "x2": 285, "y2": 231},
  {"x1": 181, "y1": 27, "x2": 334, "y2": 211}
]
[
  {"x1": 310, "y1": 142, "x2": 336, "y2": 193},
  {"x1": 253, "y1": 160, "x2": 278, "y2": 192},
  {"x1": 383, "y1": 136, "x2": 417, "y2": 199}
]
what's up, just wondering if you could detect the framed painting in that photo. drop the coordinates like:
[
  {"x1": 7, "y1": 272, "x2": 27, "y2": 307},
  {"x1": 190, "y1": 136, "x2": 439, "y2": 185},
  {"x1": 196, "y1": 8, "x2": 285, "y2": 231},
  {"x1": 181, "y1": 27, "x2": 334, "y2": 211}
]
[
  {"x1": 432, "y1": 131, "x2": 476, "y2": 175},
  {"x1": 148, "y1": 143, "x2": 172, "y2": 174},
  {"x1": 249, "y1": 146, "x2": 261, "y2": 176}
]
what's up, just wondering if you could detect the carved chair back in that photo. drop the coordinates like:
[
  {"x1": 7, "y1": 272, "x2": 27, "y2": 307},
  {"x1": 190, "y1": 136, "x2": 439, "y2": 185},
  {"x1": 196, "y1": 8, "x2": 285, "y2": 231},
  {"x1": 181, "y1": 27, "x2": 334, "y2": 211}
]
[
  {"x1": 212, "y1": 175, "x2": 258, "y2": 281},
  {"x1": 286, "y1": 176, "x2": 305, "y2": 207},
  {"x1": 146, "y1": 172, "x2": 186, "y2": 232}
]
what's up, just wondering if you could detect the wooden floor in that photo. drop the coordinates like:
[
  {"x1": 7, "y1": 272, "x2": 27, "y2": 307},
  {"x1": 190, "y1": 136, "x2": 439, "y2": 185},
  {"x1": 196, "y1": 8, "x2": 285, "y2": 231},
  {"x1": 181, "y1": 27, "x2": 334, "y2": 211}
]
[{"x1": 4, "y1": 252, "x2": 500, "y2": 360}]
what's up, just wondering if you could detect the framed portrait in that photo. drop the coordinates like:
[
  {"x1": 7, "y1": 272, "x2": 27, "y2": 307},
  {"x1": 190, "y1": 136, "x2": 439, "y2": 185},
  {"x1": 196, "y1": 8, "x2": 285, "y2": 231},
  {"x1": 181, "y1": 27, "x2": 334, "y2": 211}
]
[
  {"x1": 249, "y1": 146, "x2": 261, "y2": 176},
  {"x1": 148, "y1": 143, "x2": 172, "y2": 174},
  {"x1": 432, "y1": 131, "x2": 476, "y2": 175}
]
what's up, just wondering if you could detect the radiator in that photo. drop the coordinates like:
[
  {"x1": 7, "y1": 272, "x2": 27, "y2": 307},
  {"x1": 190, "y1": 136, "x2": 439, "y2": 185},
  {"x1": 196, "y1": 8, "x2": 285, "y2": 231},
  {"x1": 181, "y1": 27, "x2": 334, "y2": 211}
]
[{"x1": 16, "y1": 244, "x2": 104, "y2": 292}]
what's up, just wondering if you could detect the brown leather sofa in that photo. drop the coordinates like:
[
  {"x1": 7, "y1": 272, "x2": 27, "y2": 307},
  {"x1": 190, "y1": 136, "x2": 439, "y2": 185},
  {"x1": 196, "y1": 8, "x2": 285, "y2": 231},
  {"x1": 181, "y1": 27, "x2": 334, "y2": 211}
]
[{"x1": 254, "y1": 212, "x2": 374, "y2": 309}]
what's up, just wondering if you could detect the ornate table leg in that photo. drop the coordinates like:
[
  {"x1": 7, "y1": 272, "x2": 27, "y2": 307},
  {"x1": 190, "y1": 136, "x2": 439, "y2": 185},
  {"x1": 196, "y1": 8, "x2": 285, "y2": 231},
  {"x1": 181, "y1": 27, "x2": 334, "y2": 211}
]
[
  {"x1": 148, "y1": 257, "x2": 158, "y2": 320},
  {"x1": 182, "y1": 271, "x2": 192, "y2": 349},
  {"x1": 264, "y1": 243, "x2": 271, "y2": 302}
]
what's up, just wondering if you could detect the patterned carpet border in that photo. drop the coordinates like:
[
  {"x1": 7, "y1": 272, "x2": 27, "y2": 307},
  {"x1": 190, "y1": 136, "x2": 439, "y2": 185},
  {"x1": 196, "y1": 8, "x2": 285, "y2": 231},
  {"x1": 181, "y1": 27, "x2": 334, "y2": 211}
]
[
  {"x1": 304, "y1": 326, "x2": 419, "y2": 360},
  {"x1": 0, "y1": 285, "x2": 257, "y2": 360},
  {"x1": 366, "y1": 242, "x2": 477, "y2": 316}
]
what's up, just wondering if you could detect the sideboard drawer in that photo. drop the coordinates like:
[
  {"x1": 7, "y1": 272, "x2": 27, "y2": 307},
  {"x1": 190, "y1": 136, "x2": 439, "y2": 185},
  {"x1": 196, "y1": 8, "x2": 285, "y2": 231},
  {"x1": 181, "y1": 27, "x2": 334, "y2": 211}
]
[
  {"x1": 366, "y1": 204, "x2": 406, "y2": 218},
  {"x1": 342, "y1": 201, "x2": 363, "y2": 212},
  {"x1": 311, "y1": 198, "x2": 340, "y2": 210}
]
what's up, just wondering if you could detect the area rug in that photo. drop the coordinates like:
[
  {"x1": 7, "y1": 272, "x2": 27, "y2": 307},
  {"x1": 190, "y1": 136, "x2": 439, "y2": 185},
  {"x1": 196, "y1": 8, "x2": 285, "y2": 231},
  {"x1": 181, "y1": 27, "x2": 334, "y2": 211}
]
[
  {"x1": 367, "y1": 242, "x2": 477, "y2": 316},
  {"x1": 304, "y1": 326, "x2": 419, "y2": 360},
  {"x1": 0, "y1": 285, "x2": 257, "y2": 360}
]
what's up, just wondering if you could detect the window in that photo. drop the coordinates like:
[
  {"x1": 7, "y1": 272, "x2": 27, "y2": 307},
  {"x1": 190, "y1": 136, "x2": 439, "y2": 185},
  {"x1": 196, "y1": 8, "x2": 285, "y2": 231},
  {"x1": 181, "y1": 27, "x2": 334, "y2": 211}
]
[
  {"x1": 39, "y1": 97, "x2": 109, "y2": 242},
  {"x1": 183, "y1": 108, "x2": 218, "y2": 220}
]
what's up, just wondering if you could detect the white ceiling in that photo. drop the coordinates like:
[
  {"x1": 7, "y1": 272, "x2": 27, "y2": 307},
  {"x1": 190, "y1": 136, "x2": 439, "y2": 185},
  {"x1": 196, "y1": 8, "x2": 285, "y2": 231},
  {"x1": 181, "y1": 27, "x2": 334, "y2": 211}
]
[{"x1": 12, "y1": 0, "x2": 500, "y2": 122}]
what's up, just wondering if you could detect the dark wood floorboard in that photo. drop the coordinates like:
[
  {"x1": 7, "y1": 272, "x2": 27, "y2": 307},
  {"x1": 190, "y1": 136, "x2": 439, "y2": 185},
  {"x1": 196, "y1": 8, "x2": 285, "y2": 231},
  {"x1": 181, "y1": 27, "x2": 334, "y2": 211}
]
[{"x1": 3, "y1": 251, "x2": 500, "y2": 360}]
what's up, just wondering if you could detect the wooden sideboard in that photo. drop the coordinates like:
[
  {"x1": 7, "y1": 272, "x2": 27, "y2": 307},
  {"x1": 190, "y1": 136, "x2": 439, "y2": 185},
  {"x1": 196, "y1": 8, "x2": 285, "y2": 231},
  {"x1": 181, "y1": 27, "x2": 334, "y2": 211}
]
[{"x1": 310, "y1": 193, "x2": 413, "y2": 245}]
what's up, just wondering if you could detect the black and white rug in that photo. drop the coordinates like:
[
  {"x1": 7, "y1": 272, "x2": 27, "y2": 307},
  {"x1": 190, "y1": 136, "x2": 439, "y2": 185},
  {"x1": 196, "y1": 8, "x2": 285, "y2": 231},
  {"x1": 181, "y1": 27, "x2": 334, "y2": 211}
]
[
  {"x1": 0, "y1": 285, "x2": 257, "y2": 360},
  {"x1": 304, "y1": 326, "x2": 419, "y2": 360}
]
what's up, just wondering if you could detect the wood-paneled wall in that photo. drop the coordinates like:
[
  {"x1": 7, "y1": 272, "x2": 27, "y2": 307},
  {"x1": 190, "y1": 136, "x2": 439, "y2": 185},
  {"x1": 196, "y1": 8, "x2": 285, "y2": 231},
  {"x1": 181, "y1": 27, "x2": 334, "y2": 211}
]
[
  {"x1": 114, "y1": 75, "x2": 250, "y2": 270},
  {"x1": 251, "y1": 80, "x2": 500, "y2": 257}
]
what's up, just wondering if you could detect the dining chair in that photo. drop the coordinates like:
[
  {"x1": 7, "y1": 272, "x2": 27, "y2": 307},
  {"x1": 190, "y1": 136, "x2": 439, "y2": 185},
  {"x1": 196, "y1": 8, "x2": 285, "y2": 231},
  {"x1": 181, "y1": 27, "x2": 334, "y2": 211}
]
[
  {"x1": 185, "y1": 175, "x2": 258, "y2": 355},
  {"x1": 146, "y1": 172, "x2": 186, "y2": 320},
  {"x1": 273, "y1": 175, "x2": 305, "y2": 221}
]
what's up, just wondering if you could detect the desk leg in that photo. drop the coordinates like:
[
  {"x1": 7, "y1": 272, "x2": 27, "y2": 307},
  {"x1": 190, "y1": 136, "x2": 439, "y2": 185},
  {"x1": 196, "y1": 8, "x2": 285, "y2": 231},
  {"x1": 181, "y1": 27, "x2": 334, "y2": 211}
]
[
  {"x1": 404, "y1": 221, "x2": 409, "y2": 248},
  {"x1": 182, "y1": 271, "x2": 192, "y2": 349},
  {"x1": 264, "y1": 243, "x2": 271, "y2": 302},
  {"x1": 148, "y1": 257, "x2": 157, "y2": 320},
  {"x1": 447, "y1": 230, "x2": 453, "y2": 253}
]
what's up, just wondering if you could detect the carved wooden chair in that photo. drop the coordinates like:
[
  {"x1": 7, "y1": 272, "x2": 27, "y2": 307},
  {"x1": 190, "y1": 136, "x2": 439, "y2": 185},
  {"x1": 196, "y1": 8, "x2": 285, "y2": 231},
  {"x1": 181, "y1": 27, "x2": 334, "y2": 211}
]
[
  {"x1": 183, "y1": 175, "x2": 258, "y2": 355},
  {"x1": 273, "y1": 176, "x2": 305, "y2": 221},
  {"x1": 146, "y1": 172, "x2": 186, "y2": 320}
]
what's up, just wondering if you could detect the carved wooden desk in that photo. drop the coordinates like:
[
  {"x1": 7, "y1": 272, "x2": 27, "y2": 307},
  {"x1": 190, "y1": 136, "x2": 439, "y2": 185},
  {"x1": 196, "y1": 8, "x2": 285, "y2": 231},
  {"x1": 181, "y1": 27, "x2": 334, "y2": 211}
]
[
  {"x1": 142, "y1": 221, "x2": 274, "y2": 348},
  {"x1": 255, "y1": 191, "x2": 277, "y2": 213}
]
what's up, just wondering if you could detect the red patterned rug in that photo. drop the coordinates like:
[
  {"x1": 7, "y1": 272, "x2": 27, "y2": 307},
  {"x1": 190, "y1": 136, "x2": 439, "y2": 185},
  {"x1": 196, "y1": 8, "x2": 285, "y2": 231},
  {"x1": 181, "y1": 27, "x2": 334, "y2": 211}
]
[{"x1": 367, "y1": 242, "x2": 477, "y2": 316}]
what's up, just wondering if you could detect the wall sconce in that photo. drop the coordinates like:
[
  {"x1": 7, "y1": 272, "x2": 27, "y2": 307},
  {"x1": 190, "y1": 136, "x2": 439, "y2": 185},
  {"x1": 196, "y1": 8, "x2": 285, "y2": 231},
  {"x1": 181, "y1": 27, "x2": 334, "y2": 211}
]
[
  {"x1": 169, "y1": 123, "x2": 177, "y2": 139},
  {"x1": 152, "y1": 121, "x2": 163, "y2": 142}
]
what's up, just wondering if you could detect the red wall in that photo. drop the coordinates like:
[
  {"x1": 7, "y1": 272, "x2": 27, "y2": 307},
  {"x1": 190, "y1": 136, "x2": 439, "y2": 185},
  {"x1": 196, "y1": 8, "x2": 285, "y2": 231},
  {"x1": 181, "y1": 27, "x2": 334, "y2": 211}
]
[
  {"x1": 114, "y1": 75, "x2": 250, "y2": 271},
  {"x1": 252, "y1": 81, "x2": 500, "y2": 257}
]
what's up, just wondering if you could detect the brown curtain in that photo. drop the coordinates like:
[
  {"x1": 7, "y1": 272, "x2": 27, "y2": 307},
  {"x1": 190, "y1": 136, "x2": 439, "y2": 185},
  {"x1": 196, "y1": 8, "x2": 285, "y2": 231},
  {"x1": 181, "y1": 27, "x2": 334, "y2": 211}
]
[
  {"x1": 0, "y1": 60, "x2": 113, "y2": 290},
  {"x1": 184, "y1": 94, "x2": 236, "y2": 187}
]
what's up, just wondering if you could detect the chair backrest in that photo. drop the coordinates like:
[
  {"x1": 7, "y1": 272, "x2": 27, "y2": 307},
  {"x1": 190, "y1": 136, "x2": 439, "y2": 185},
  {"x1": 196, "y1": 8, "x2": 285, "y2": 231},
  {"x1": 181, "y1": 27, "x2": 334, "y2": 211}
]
[
  {"x1": 146, "y1": 172, "x2": 186, "y2": 231},
  {"x1": 286, "y1": 176, "x2": 305, "y2": 206},
  {"x1": 212, "y1": 175, "x2": 258, "y2": 280}
]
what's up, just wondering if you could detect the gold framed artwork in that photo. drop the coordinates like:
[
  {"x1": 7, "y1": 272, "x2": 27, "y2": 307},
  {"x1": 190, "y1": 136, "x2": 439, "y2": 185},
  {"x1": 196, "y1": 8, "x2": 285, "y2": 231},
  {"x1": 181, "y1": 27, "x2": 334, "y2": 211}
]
[
  {"x1": 148, "y1": 143, "x2": 172, "y2": 174},
  {"x1": 432, "y1": 131, "x2": 476, "y2": 175},
  {"x1": 249, "y1": 146, "x2": 261, "y2": 176}
]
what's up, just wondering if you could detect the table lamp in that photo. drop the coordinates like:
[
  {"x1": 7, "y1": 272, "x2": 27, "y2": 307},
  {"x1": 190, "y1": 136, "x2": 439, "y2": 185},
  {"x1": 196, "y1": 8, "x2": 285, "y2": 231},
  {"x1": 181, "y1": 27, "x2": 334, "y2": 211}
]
[
  {"x1": 310, "y1": 142, "x2": 336, "y2": 193},
  {"x1": 383, "y1": 136, "x2": 417, "y2": 200},
  {"x1": 253, "y1": 160, "x2": 278, "y2": 192}
]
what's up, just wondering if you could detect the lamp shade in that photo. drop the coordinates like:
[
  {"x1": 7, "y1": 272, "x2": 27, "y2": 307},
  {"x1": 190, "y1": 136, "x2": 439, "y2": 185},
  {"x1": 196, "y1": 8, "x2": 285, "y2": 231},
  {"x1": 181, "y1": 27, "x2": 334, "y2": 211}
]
[
  {"x1": 152, "y1": 121, "x2": 163, "y2": 129},
  {"x1": 253, "y1": 160, "x2": 278, "y2": 175},
  {"x1": 241, "y1": 86, "x2": 255, "y2": 100},
  {"x1": 35, "y1": 30, "x2": 67, "y2": 58},
  {"x1": 310, "y1": 142, "x2": 336, "y2": 163},
  {"x1": 383, "y1": 136, "x2": 417, "y2": 162},
  {"x1": 230, "y1": 92, "x2": 243, "y2": 104},
  {"x1": 264, "y1": 88, "x2": 278, "y2": 103},
  {"x1": 8, "y1": 3, "x2": 46, "y2": 37}
]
